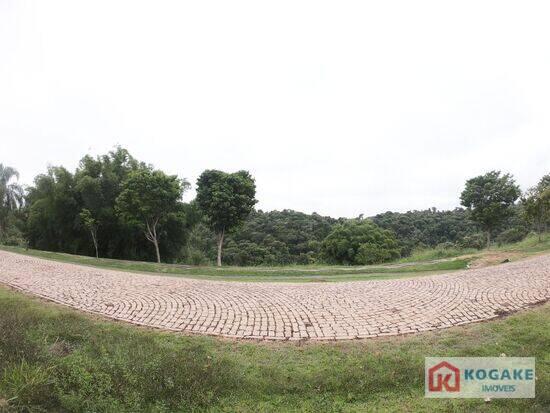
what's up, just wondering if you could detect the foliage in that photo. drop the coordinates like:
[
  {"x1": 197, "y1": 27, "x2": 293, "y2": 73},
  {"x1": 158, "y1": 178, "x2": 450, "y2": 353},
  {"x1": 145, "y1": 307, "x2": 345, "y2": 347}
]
[
  {"x1": 0, "y1": 164, "x2": 24, "y2": 244},
  {"x1": 460, "y1": 171, "x2": 521, "y2": 246},
  {"x1": 196, "y1": 170, "x2": 257, "y2": 265},
  {"x1": 456, "y1": 232, "x2": 486, "y2": 250},
  {"x1": 8, "y1": 154, "x2": 548, "y2": 266},
  {"x1": 495, "y1": 227, "x2": 528, "y2": 246},
  {"x1": 321, "y1": 219, "x2": 400, "y2": 265},
  {"x1": 221, "y1": 209, "x2": 336, "y2": 265},
  {"x1": 522, "y1": 173, "x2": 550, "y2": 238},
  {"x1": 24, "y1": 148, "x2": 191, "y2": 262},
  {"x1": 79, "y1": 208, "x2": 99, "y2": 258},
  {"x1": 372, "y1": 207, "x2": 479, "y2": 255},
  {"x1": 398, "y1": 245, "x2": 476, "y2": 263},
  {"x1": 26, "y1": 166, "x2": 83, "y2": 254},
  {"x1": 116, "y1": 168, "x2": 189, "y2": 262}
]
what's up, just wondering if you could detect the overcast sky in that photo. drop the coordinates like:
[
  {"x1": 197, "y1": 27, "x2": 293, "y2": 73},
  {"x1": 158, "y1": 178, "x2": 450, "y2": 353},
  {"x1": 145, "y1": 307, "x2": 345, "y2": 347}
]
[{"x1": 1, "y1": 1, "x2": 549, "y2": 218}]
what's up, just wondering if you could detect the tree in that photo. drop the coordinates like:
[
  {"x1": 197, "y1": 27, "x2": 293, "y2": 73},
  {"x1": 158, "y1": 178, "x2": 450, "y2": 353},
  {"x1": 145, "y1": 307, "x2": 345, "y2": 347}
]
[
  {"x1": 460, "y1": 171, "x2": 521, "y2": 247},
  {"x1": 79, "y1": 208, "x2": 99, "y2": 258},
  {"x1": 372, "y1": 208, "x2": 479, "y2": 256},
  {"x1": 0, "y1": 164, "x2": 24, "y2": 242},
  {"x1": 26, "y1": 166, "x2": 81, "y2": 253},
  {"x1": 195, "y1": 170, "x2": 257, "y2": 266},
  {"x1": 116, "y1": 169, "x2": 189, "y2": 263},
  {"x1": 522, "y1": 174, "x2": 550, "y2": 240},
  {"x1": 75, "y1": 173, "x2": 103, "y2": 258},
  {"x1": 321, "y1": 219, "x2": 400, "y2": 265},
  {"x1": 25, "y1": 148, "x2": 188, "y2": 261},
  {"x1": 73, "y1": 148, "x2": 146, "y2": 260}
]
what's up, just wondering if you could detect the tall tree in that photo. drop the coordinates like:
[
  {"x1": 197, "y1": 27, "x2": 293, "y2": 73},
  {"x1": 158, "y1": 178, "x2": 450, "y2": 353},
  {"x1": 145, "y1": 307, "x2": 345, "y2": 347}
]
[
  {"x1": 75, "y1": 173, "x2": 103, "y2": 258},
  {"x1": 195, "y1": 170, "x2": 257, "y2": 266},
  {"x1": 522, "y1": 174, "x2": 550, "y2": 240},
  {"x1": 460, "y1": 171, "x2": 521, "y2": 247},
  {"x1": 74, "y1": 148, "x2": 144, "y2": 259},
  {"x1": 116, "y1": 169, "x2": 189, "y2": 263},
  {"x1": 26, "y1": 166, "x2": 81, "y2": 253},
  {"x1": 0, "y1": 164, "x2": 24, "y2": 241},
  {"x1": 79, "y1": 208, "x2": 99, "y2": 258}
]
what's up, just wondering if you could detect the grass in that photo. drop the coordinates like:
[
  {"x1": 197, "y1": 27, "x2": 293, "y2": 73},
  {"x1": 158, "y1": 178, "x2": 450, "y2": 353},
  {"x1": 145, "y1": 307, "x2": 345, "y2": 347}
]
[
  {"x1": 494, "y1": 233, "x2": 550, "y2": 255},
  {"x1": 398, "y1": 247, "x2": 478, "y2": 263},
  {"x1": 0, "y1": 246, "x2": 469, "y2": 282},
  {"x1": 0, "y1": 233, "x2": 548, "y2": 283},
  {"x1": 0, "y1": 285, "x2": 548, "y2": 412}
]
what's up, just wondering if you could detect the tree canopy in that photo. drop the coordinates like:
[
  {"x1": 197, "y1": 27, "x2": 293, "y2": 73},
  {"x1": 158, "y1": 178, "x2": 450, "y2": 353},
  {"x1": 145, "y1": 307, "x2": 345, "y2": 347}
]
[
  {"x1": 460, "y1": 171, "x2": 521, "y2": 246},
  {"x1": 0, "y1": 164, "x2": 24, "y2": 244},
  {"x1": 372, "y1": 208, "x2": 479, "y2": 255},
  {"x1": 195, "y1": 170, "x2": 257, "y2": 266},
  {"x1": 4, "y1": 151, "x2": 547, "y2": 266},
  {"x1": 522, "y1": 174, "x2": 550, "y2": 240},
  {"x1": 24, "y1": 148, "x2": 190, "y2": 262},
  {"x1": 116, "y1": 169, "x2": 189, "y2": 263},
  {"x1": 321, "y1": 219, "x2": 400, "y2": 265}
]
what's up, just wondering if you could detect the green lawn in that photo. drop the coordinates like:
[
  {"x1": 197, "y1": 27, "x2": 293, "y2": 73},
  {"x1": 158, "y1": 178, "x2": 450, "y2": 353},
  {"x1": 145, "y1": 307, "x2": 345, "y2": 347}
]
[
  {"x1": 399, "y1": 233, "x2": 550, "y2": 264},
  {"x1": 0, "y1": 234, "x2": 548, "y2": 283},
  {"x1": 0, "y1": 285, "x2": 548, "y2": 412},
  {"x1": 0, "y1": 245, "x2": 469, "y2": 282}
]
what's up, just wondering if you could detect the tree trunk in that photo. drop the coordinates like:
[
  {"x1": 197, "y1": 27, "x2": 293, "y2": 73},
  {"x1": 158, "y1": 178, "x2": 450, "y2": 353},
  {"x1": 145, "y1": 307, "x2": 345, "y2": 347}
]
[
  {"x1": 217, "y1": 228, "x2": 225, "y2": 267},
  {"x1": 91, "y1": 229, "x2": 99, "y2": 259},
  {"x1": 153, "y1": 238, "x2": 161, "y2": 263},
  {"x1": 145, "y1": 218, "x2": 161, "y2": 263},
  {"x1": 486, "y1": 231, "x2": 491, "y2": 248}
]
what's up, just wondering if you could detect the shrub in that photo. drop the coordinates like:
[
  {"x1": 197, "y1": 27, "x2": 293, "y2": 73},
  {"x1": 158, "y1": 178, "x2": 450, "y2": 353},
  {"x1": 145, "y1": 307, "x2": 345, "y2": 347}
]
[
  {"x1": 321, "y1": 220, "x2": 400, "y2": 265},
  {"x1": 356, "y1": 242, "x2": 400, "y2": 265},
  {"x1": 457, "y1": 233, "x2": 486, "y2": 250},
  {"x1": 436, "y1": 241, "x2": 455, "y2": 250},
  {"x1": 496, "y1": 227, "x2": 529, "y2": 246}
]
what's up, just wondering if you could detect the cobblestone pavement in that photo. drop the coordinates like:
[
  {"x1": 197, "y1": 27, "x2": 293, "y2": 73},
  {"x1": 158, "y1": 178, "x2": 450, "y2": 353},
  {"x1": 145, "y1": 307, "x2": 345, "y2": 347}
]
[{"x1": 1, "y1": 250, "x2": 549, "y2": 341}]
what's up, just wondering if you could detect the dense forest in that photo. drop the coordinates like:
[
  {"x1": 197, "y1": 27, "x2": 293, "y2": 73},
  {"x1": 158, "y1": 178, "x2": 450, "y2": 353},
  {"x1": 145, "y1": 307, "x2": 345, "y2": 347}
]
[{"x1": 1, "y1": 148, "x2": 548, "y2": 266}]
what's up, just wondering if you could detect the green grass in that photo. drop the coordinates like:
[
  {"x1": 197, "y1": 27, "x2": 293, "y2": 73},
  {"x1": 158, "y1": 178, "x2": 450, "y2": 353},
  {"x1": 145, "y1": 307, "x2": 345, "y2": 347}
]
[
  {"x1": 398, "y1": 246, "x2": 477, "y2": 263},
  {"x1": 1, "y1": 233, "x2": 548, "y2": 282},
  {"x1": 0, "y1": 246, "x2": 468, "y2": 282},
  {"x1": 0, "y1": 285, "x2": 548, "y2": 412},
  {"x1": 494, "y1": 233, "x2": 550, "y2": 254}
]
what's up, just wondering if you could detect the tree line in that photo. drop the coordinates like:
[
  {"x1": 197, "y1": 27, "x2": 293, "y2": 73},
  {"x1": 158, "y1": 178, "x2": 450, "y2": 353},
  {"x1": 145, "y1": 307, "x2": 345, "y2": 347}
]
[{"x1": 1, "y1": 148, "x2": 548, "y2": 266}]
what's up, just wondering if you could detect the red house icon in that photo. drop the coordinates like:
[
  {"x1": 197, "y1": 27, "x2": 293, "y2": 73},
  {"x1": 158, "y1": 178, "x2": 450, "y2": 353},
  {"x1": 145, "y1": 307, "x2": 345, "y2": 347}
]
[{"x1": 428, "y1": 361, "x2": 460, "y2": 392}]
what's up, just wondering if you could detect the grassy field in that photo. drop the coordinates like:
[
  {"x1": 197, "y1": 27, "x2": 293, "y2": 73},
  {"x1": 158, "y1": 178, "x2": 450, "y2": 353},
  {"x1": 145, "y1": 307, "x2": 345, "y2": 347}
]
[
  {"x1": 0, "y1": 285, "x2": 548, "y2": 412},
  {"x1": 400, "y1": 233, "x2": 550, "y2": 264},
  {"x1": 1, "y1": 233, "x2": 548, "y2": 282},
  {"x1": 0, "y1": 245, "x2": 468, "y2": 282}
]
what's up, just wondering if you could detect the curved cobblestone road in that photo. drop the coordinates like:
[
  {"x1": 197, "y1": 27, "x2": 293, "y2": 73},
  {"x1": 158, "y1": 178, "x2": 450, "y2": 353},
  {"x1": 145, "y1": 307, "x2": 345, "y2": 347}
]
[{"x1": 1, "y1": 250, "x2": 549, "y2": 340}]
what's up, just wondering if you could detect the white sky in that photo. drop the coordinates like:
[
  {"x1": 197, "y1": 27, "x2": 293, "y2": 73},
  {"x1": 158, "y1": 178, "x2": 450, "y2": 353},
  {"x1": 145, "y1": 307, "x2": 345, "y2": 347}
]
[{"x1": 1, "y1": 1, "x2": 549, "y2": 218}]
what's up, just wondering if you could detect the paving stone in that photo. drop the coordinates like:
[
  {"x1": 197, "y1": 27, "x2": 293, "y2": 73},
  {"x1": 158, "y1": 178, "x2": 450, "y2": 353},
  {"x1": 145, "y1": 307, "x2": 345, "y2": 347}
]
[{"x1": 0, "y1": 250, "x2": 549, "y2": 341}]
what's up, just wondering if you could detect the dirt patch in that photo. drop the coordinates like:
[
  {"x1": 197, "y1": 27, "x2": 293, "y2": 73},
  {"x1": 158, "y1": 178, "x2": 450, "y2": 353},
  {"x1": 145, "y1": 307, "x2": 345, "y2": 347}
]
[
  {"x1": 467, "y1": 252, "x2": 524, "y2": 269},
  {"x1": 48, "y1": 340, "x2": 73, "y2": 357}
]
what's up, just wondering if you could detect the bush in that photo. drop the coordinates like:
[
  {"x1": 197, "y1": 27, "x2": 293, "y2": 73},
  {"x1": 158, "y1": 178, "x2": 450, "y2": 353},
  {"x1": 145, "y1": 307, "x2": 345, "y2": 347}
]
[
  {"x1": 436, "y1": 241, "x2": 455, "y2": 250},
  {"x1": 356, "y1": 242, "x2": 400, "y2": 265},
  {"x1": 496, "y1": 227, "x2": 529, "y2": 246},
  {"x1": 186, "y1": 248, "x2": 210, "y2": 266},
  {"x1": 457, "y1": 233, "x2": 486, "y2": 250},
  {"x1": 321, "y1": 220, "x2": 400, "y2": 265}
]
